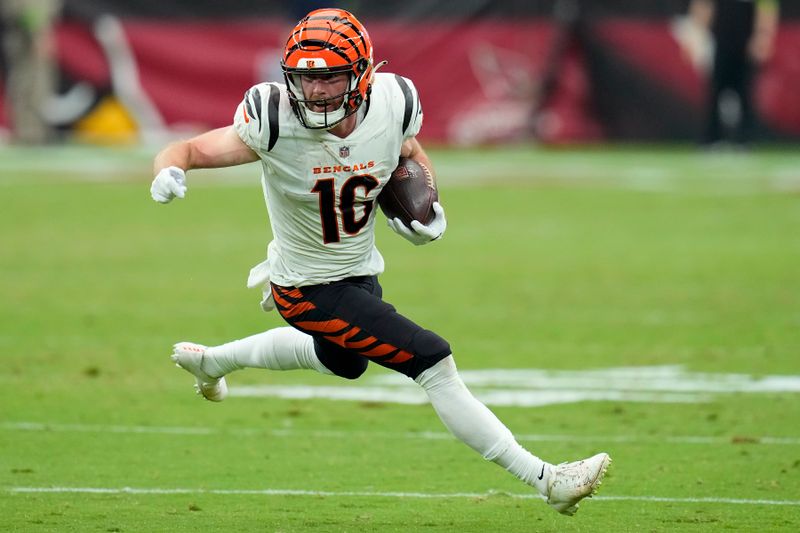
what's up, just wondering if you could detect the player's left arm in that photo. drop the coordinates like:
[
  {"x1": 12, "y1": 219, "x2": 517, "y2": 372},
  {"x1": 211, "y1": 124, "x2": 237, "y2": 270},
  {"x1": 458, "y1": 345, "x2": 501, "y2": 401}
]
[
  {"x1": 386, "y1": 76, "x2": 445, "y2": 244},
  {"x1": 400, "y1": 136, "x2": 433, "y2": 174},
  {"x1": 388, "y1": 136, "x2": 446, "y2": 244}
]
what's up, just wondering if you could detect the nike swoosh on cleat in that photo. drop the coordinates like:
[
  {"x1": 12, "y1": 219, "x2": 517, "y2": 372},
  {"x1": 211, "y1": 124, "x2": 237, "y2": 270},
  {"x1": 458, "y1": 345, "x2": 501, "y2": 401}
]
[{"x1": 537, "y1": 464, "x2": 546, "y2": 480}]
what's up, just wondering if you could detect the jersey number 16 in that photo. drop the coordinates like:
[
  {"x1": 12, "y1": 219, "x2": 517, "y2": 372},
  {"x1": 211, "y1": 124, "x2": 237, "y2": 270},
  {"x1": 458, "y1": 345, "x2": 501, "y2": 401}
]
[{"x1": 312, "y1": 175, "x2": 380, "y2": 244}]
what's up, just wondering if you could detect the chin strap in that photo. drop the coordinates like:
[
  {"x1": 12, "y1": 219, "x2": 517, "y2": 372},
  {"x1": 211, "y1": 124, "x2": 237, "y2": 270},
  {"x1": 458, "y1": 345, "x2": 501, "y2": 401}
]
[{"x1": 373, "y1": 60, "x2": 389, "y2": 73}]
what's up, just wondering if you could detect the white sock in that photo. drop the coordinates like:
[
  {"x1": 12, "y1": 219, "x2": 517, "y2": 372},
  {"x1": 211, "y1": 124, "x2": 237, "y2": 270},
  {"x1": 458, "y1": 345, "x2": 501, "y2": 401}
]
[
  {"x1": 415, "y1": 356, "x2": 553, "y2": 495},
  {"x1": 201, "y1": 327, "x2": 333, "y2": 377}
]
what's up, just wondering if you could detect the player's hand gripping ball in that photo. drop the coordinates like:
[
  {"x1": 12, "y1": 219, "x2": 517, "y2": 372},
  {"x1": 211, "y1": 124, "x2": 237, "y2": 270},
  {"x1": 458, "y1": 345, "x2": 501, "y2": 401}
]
[
  {"x1": 380, "y1": 158, "x2": 445, "y2": 245},
  {"x1": 378, "y1": 157, "x2": 438, "y2": 226}
]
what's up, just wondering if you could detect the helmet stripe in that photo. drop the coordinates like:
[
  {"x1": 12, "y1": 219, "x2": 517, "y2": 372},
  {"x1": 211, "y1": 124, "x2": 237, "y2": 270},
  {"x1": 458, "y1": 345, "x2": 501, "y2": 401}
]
[
  {"x1": 289, "y1": 26, "x2": 363, "y2": 59},
  {"x1": 301, "y1": 17, "x2": 368, "y2": 55},
  {"x1": 285, "y1": 40, "x2": 353, "y2": 64},
  {"x1": 292, "y1": 25, "x2": 360, "y2": 45}
]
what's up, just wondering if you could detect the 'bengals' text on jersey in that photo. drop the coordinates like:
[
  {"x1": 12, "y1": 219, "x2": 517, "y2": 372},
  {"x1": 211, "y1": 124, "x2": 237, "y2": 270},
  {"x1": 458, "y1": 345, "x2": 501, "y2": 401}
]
[{"x1": 233, "y1": 72, "x2": 423, "y2": 287}]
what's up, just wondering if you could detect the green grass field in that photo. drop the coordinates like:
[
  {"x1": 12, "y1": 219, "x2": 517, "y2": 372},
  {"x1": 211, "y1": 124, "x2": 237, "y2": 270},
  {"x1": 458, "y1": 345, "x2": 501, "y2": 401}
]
[{"x1": 1, "y1": 144, "x2": 799, "y2": 532}]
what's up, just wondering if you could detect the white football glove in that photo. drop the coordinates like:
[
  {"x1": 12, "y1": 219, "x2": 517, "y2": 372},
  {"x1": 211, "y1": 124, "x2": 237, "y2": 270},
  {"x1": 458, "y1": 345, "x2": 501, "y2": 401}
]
[
  {"x1": 386, "y1": 201, "x2": 447, "y2": 246},
  {"x1": 150, "y1": 166, "x2": 187, "y2": 203}
]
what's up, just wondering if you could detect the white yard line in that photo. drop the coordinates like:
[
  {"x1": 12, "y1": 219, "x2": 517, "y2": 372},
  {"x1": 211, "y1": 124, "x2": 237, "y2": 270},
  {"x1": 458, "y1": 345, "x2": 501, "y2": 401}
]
[
  {"x1": 226, "y1": 365, "x2": 800, "y2": 407},
  {"x1": 3, "y1": 421, "x2": 799, "y2": 445},
  {"x1": 4, "y1": 486, "x2": 799, "y2": 506}
]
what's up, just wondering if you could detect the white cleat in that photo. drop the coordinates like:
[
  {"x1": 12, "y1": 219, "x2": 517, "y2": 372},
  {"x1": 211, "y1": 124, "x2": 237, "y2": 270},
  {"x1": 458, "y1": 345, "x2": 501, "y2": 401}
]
[
  {"x1": 171, "y1": 342, "x2": 228, "y2": 402},
  {"x1": 546, "y1": 452, "x2": 611, "y2": 516}
]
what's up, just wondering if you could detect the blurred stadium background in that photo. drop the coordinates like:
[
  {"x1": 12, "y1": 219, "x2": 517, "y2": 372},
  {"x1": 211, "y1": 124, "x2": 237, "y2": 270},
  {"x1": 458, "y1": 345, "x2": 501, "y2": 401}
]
[
  {"x1": 2, "y1": 2, "x2": 800, "y2": 531},
  {"x1": 1, "y1": 0, "x2": 799, "y2": 146}
]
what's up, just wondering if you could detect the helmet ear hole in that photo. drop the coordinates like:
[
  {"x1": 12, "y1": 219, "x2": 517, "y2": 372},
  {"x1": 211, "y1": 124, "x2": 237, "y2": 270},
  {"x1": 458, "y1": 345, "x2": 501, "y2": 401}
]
[{"x1": 356, "y1": 58, "x2": 368, "y2": 73}]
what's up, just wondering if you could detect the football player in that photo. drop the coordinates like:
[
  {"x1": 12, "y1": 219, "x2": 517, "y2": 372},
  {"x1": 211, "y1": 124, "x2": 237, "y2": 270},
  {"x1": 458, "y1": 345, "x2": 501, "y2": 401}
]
[{"x1": 150, "y1": 8, "x2": 609, "y2": 516}]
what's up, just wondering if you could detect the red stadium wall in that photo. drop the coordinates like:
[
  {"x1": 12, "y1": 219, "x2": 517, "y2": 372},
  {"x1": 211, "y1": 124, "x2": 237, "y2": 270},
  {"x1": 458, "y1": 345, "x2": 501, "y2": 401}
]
[{"x1": 3, "y1": 17, "x2": 800, "y2": 143}]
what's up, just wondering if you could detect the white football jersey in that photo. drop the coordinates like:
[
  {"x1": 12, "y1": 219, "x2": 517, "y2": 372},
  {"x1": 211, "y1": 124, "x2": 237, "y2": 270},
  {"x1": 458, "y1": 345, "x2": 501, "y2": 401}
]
[{"x1": 233, "y1": 72, "x2": 423, "y2": 287}]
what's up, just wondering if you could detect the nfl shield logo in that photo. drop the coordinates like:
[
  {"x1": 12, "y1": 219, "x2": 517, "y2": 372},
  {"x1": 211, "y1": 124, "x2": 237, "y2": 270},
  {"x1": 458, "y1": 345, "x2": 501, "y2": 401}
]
[{"x1": 339, "y1": 146, "x2": 350, "y2": 158}]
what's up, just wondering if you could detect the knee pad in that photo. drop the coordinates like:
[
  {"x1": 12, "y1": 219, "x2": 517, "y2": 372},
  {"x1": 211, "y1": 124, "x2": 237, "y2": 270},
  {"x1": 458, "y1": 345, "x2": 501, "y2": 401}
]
[
  {"x1": 314, "y1": 339, "x2": 368, "y2": 380},
  {"x1": 405, "y1": 329, "x2": 451, "y2": 378}
]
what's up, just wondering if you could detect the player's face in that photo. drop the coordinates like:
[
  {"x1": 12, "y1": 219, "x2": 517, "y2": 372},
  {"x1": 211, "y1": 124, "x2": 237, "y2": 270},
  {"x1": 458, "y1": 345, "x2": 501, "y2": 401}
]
[{"x1": 299, "y1": 72, "x2": 350, "y2": 112}]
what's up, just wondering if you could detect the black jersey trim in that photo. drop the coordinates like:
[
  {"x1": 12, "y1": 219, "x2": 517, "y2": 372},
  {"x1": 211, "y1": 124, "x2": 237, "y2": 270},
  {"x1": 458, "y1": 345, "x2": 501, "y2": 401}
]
[
  {"x1": 244, "y1": 89, "x2": 257, "y2": 124},
  {"x1": 267, "y1": 84, "x2": 281, "y2": 151},
  {"x1": 252, "y1": 87, "x2": 262, "y2": 124},
  {"x1": 394, "y1": 74, "x2": 414, "y2": 135}
]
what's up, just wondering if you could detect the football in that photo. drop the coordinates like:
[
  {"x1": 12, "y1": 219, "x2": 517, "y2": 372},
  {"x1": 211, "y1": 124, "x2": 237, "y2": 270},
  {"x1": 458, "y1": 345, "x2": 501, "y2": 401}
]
[{"x1": 378, "y1": 157, "x2": 438, "y2": 227}]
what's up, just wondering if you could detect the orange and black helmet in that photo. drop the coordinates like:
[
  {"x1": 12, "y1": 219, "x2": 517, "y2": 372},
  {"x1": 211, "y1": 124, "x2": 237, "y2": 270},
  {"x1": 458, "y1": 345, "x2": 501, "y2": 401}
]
[{"x1": 281, "y1": 8, "x2": 376, "y2": 129}]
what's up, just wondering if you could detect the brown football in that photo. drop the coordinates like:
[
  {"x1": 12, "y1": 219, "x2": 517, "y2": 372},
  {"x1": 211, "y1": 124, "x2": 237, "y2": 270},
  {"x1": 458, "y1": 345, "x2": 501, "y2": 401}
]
[{"x1": 378, "y1": 157, "x2": 438, "y2": 227}]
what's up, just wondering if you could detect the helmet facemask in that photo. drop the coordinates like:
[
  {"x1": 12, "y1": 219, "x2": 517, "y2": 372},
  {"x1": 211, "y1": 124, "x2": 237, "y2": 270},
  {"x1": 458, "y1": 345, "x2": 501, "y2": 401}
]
[{"x1": 282, "y1": 58, "x2": 371, "y2": 130}]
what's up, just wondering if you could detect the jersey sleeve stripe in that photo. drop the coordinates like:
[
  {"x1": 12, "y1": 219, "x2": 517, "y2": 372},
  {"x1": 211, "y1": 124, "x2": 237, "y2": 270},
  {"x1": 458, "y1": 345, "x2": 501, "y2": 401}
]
[
  {"x1": 252, "y1": 87, "x2": 262, "y2": 122},
  {"x1": 394, "y1": 74, "x2": 414, "y2": 135},
  {"x1": 267, "y1": 84, "x2": 281, "y2": 151},
  {"x1": 244, "y1": 90, "x2": 257, "y2": 124}
]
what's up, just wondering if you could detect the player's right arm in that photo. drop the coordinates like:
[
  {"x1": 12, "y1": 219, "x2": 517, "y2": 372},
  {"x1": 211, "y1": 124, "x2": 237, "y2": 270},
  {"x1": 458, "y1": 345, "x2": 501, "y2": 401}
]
[
  {"x1": 150, "y1": 126, "x2": 259, "y2": 203},
  {"x1": 155, "y1": 126, "x2": 258, "y2": 172}
]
